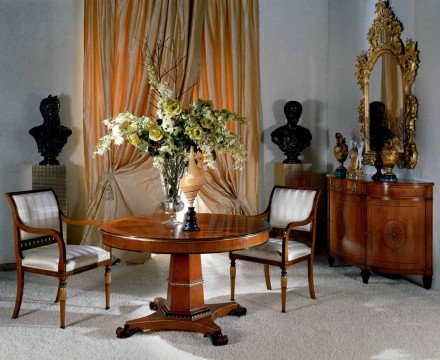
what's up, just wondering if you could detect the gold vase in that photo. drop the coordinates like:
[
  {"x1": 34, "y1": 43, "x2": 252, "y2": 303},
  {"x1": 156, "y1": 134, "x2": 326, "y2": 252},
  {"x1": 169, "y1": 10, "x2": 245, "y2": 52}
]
[
  {"x1": 381, "y1": 139, "x2": 398, "y2": 182},
  {"x1": 180, "y1": 147, "x2": 206, "y2": 231}
]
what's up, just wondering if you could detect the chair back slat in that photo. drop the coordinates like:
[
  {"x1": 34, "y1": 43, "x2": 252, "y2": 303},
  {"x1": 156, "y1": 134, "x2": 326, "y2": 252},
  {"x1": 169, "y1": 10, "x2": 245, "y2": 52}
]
[
  {"x1": 269, "y1": 188, "x2": 317, "y2": 231},
  {"x1": 9, "y1": 190, "x2": 62, "y2": 242}
]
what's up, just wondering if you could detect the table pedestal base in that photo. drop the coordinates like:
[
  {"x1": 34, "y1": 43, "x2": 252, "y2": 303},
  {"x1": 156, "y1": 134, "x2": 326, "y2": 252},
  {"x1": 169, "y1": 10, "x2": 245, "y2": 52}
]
[
  {"x1": 116, "y1": 254, "x2": 246, "y2": 345},
  {"x1": 116, "y1": 297, "x2": 246, "y2": 345}
]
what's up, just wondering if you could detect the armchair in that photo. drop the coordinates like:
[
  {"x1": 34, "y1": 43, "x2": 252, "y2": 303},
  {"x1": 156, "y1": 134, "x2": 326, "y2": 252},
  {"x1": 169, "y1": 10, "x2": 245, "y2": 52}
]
[
  {"x1": 229, "y1": 186, "x2": 321, "y2": 312},
  {"x1": 5, "y1": 189, "x2": 112, "y2": 328}
]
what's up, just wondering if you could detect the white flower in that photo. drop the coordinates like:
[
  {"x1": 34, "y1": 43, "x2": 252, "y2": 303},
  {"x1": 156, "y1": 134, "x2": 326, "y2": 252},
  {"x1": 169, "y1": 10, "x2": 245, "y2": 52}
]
[
  {"x1": 112, "y1": 124, "x2": 123, "y2": 138},
  {"x1": 114, "y1": 136, "x2": 124, "y2": 145},
  {"x1": 157, "y1": 82, "x2": 175, "y2": 99},
  {"x1": 161, "y1": 117, "x2": 174, "y2": 132}
]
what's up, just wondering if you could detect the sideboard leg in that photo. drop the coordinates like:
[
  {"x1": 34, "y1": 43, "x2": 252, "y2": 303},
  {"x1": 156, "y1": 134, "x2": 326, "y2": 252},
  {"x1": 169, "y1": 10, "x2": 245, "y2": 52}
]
[
  {"x1": 327, "y1": 255, "x2": 335, "y2": 267},
  {"x1": 422, "y1": 275, "x2": 432, "y2": 290},
  {"x1": 361, "y1": 269, "x2": 370, "y2": 284}
]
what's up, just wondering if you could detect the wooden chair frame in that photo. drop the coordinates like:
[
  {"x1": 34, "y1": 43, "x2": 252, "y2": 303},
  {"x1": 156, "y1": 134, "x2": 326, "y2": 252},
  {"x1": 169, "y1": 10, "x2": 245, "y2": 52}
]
[
  {"x1": 229, "y1": 185, "x2": 321, "y2": 312},
  {"x1": 5, "y1": 188, "x2": 112, "y2": 328}
]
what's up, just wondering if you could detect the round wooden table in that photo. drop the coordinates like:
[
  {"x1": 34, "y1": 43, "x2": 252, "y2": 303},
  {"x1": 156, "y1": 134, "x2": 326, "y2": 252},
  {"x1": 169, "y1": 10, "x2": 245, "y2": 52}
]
[{"x1": 100, "y1": 213, "x2": 270, "y2": 345}]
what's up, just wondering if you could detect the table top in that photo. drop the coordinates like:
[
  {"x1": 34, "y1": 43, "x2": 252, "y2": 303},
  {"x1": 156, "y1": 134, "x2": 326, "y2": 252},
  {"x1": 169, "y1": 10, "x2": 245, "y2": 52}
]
[{"x1": 100, "y1": 213, "x2": 271, "y2": 254}]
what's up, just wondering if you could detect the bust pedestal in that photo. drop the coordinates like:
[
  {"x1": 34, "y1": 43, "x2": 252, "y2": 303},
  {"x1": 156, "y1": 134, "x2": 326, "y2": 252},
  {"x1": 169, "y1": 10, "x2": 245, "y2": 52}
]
[
  {"x1": 274, "y1": 163, "x2": 312, "y2": 189},
  {"x1": 32, "y1": 165, "x2": 67, "y2": 239}
]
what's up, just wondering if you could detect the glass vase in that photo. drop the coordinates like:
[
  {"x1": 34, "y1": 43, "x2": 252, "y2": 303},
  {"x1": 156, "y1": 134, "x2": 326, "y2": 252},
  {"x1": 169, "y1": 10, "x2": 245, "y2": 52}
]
[{"x1": 160, "y1": 155, "x2": 186, "y2": 224}]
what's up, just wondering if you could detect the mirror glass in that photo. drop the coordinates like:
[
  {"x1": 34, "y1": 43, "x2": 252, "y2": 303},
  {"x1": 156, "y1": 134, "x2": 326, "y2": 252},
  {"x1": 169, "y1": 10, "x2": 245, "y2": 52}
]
[{"x1": 368, "y1": 52, "x2": 404, "y2": 152}]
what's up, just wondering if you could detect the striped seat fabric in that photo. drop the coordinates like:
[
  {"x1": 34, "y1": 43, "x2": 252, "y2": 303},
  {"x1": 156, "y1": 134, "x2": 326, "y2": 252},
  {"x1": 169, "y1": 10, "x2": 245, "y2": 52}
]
[
  {"x1": 232, "y1": 238, "x2": 311, "y2": 262},
  {"x1": 22, "y1": 245, "x2": 111, "y2": 272}
]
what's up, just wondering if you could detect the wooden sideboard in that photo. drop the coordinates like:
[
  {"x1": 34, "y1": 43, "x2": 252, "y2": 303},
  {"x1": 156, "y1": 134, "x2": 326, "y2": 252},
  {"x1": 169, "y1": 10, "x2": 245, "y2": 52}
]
[{"x1": 327, "y1": 176, "x2": 433, "y2": 289}]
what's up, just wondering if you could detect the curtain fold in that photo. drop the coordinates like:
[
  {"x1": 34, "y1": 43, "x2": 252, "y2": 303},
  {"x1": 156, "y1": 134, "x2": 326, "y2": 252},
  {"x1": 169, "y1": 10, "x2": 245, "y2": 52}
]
[
  {"x1": 195, "y1": 0, "x2": 260, "y2": 215},
  {"x1": 83, "y1": 0, "x2": 260, "y2": 262}
]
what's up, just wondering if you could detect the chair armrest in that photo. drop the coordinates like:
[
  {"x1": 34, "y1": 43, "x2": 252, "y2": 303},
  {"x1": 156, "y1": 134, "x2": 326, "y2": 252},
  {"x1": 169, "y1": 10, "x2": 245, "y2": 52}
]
[
  {"x1": 16, "y1": 222, "x2": 67, "y2": 270},
  {"x1": 17, "y1": 222, "x2": 64, "y2": 242},
  {"x1": 281, "y1": 214, "x2": 316, "y2": 258},
  {"x1": 61, "y1": 213, "x2": 103, "y2": 227},
  {"x1": 284, "y1": 214, "x2": 315, "y2": 235},
  {"x1": 60, "y1": 214, "x2": 111, "y2": 255}
]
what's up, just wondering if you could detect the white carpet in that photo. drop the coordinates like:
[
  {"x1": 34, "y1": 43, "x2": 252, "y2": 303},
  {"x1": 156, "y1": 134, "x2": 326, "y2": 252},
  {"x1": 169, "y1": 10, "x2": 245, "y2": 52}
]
[{"x1": 0, "y1": 252, "x2": 439, "y2": 360}]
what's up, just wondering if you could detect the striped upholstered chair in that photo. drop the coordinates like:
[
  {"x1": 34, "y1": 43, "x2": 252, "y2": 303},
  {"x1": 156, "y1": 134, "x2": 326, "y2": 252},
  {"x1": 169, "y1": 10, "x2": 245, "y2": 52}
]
[
  {"x1": 5, "y1": 189, "x2": 112, "y2": 328},
  {"x1": 229, "y1": 186, "x2": 321, "y2": 312}
]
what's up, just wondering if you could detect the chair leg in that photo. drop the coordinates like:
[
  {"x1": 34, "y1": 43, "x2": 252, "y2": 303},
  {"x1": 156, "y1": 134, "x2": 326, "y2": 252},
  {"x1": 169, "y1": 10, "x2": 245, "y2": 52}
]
[
  {"x1": 55, "y1": 283, "x2": 61, "y2": 303},
  {"x1": 230, "y1": 259, "x2": 236, "y2": 301},
  {"x1": 105, "y1": 265, "x2": 111, "y2": 310},
  {"x1": 12, "y1": 267, "x2": 24, "y2": 319},
  {"x1": 264, "y1": 264, "x2": 272, "y2": 290},
  {"x1": 281, "y1": 270, "x2": 287, "y2": 313},
  {"x1": 59, "y1": 280, "x2": 67, "y2": 329},
  {"x1": 308, "y1": 257, "x2": 316, "y2": 299}
]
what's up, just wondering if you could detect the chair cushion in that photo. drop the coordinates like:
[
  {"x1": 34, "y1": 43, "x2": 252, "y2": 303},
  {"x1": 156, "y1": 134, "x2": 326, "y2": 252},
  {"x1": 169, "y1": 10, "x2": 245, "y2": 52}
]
[
  {"x1": 22, "y1": 245, "x2": 110, "y2": 272},
  {"x1": 232, "y1": 238, "x2": 311, "y2": 262},
  {"x1": 12, "y1": 191, "x2": 61, "y2": 241},
  {"x1": 270, "y1": 188, "x2": 316, "y2": 231}
]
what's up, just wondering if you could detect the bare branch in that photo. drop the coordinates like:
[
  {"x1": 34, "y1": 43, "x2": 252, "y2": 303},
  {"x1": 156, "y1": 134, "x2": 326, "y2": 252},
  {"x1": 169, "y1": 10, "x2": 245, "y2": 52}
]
[
  {"x1": 148, "y1": 101, "x2": 159, "y2": 110},
  {"x1": 179, "y1": 82, "x2": 198, "y2": 99}
]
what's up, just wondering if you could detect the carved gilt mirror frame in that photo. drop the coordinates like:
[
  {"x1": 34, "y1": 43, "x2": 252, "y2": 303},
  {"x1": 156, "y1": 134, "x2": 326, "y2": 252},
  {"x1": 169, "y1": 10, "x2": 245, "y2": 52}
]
[{"x1": 356, "y1": 0, "x2": 420, "y2": 168}]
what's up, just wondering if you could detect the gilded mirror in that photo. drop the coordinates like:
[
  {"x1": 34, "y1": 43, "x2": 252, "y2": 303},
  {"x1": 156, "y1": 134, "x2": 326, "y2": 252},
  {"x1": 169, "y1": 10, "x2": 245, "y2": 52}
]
[{"x1": 356, "y1": 0, "x2": 419, "y2": 168}]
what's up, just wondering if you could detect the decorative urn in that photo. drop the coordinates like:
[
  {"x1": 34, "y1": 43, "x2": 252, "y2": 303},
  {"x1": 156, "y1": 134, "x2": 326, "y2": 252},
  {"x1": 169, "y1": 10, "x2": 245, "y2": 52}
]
[
  {"x1": 333, "y1": 133, "x2": 349, "y2": 178},
  {"x1": 380, "y1": 138, "x2": 398, "y2": 182},
  {"x1": 180, "y1": 147, "x2": 206, "y2": 231}
]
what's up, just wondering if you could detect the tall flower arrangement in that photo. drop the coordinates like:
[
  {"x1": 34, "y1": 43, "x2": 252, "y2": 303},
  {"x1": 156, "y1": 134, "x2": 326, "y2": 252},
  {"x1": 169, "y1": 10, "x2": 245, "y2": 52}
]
[{"x1": 95, "y1": 39, "x2": 246, "y2": 217}]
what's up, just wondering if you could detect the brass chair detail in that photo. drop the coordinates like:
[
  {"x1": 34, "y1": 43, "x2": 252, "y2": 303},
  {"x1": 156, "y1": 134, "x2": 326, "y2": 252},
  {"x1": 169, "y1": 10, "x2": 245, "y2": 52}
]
[
  {"x1": 229, "y1": 186, "x2": 321, "y2": 312},
  {"x1": 5, "y1": 188, "x2": 112, "y2": 328}
]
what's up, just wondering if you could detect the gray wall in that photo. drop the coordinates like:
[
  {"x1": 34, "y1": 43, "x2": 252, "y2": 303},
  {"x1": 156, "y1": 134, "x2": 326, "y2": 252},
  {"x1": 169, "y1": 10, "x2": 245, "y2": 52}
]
[
  {"x1": 0, "y1": 0, "x2": 85, "y2": 264},
  {"x1": 259, "y1": 0, "x2": 329, "y2": 208}
]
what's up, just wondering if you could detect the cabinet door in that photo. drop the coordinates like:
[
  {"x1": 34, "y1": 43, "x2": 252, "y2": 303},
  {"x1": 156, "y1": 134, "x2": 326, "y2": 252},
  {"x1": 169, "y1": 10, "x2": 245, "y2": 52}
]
[
  {"x1": 329, "y1": 191, "x2": 365, "y2": 264},
  {"x1": 367, "y1": 198, "x2": 425, "y2": 272}
]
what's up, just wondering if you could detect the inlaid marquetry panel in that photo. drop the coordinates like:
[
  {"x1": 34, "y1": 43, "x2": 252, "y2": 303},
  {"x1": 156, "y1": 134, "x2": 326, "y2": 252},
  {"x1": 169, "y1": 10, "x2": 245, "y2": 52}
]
[{"x1": 367, "y1": 201, "x2": 424, "y2": 270}]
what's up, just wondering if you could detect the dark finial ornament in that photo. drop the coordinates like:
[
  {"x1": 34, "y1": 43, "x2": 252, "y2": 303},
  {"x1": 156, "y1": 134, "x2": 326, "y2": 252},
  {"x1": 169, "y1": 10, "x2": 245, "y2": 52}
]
[
  {"x1": 270, "y1": 101, "x2": 312, "y2": 164},
  {"x1": 29, "y1": 95, "x2": 72, "y2": 165},
  {"x1": 369, "y1": 101, "x2": 393, "y2": 181}
]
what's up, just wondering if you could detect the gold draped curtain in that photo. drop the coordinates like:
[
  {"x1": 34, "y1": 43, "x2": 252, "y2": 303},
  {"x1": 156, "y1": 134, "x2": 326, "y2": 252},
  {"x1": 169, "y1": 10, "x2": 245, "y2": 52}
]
[
  {"x1": 195, "y1": 0, "x2": 260, "y2": 216},
  {"x1": 83, "y1": 0, "x2": 260, "y2": 261}
]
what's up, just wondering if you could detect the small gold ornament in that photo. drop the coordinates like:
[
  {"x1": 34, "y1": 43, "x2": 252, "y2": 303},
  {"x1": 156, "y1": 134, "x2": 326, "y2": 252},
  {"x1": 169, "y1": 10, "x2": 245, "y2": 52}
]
[{"x1": 347, "y1": 140, "x2": 365, "y2": 180}]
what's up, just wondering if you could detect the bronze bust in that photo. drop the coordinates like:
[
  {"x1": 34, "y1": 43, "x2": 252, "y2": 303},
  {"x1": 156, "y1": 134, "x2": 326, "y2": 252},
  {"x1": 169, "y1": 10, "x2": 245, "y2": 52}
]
[
  {"x1": 271, "y1": 101, "x2": 312, "y2": 164},
  {"x1": 29, "y1": 95, "x2": 72, "y2": 165},
  {"x1": 369, "y1": 101, "x2": 393, "y2": 181},
  {"x1": 369, "y1": 101, "x2": 392, "y2": 152}
]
